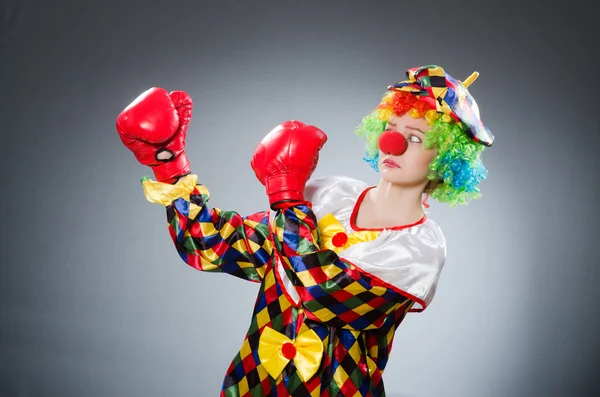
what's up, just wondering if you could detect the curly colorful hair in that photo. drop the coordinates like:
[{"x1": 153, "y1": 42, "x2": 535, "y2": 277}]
[{"x1": 354, "y1": 90, "x2": 488, "y2": 207}]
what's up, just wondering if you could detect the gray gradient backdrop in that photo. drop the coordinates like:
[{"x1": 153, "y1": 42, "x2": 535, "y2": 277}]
[{"x1": 1, "y1": 0, "x2": 599, "y2": 396}]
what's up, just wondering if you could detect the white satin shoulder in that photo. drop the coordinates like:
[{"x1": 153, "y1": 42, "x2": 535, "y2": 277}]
[{"x1": 305, "y1": 175, "x2": 447, "y2": 311}]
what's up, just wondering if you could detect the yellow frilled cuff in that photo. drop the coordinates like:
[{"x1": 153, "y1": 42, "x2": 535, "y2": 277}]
[
  {"x1": 141, "y1": 174, "x2": 199, "y2": 206},
  {"x1": 317, "y1": 213, "x2": 379, "y2": 253},
  {"x1": 258, "y1": 326, "x2": 324, "y2": 382}
]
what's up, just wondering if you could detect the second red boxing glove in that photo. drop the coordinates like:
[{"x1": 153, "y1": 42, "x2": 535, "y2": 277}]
[
  {"x1": 251, "y1": 121, "x2": 327, "y2": 210},
  {"x1": 116, "y1": 87, "x2": 193, "y2": 183}
]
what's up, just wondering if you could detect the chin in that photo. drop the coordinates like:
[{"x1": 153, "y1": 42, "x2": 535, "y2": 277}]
[
  {"x1": 379, "y1": 171, "x2": 405, "y2": 185},
  {"x1": 380, "y1": 171, "x2": 428, "y2": 187}
]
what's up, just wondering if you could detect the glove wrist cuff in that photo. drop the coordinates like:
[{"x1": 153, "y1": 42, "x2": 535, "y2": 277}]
[
  {"x1": 270, "y1": 200, "x2": 312, "y2": 211},
  {"x1": 152, "y1": 153, "x2": 191, "y2": 184},
  {"x1": 265, "y1": 174, "x2": 306, "y2": 207}
]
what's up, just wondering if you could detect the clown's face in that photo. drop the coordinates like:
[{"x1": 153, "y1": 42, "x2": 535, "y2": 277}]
[{"x1": 377, "y1": 113, "x2": 437, "y2": 187}]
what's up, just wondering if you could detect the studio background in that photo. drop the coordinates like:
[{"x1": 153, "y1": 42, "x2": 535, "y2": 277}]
[{"x1": 1, "y1": 0, "x2": 598, "y2": 396}]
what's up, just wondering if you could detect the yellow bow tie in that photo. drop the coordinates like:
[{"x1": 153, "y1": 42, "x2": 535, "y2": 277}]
[
  {"x1": 257, "y1": 326, "x2": 323, "y2": 382},
  {"x1": 317, "y1": 213, "x2": 379, "y2": 253}
]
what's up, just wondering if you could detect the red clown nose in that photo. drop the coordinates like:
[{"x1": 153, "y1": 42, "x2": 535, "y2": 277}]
[{"x1": 378, "y1": 131, "x2": 407, "y2": 156}]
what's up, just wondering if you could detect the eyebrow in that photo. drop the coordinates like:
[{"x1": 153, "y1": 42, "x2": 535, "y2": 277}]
[
  {"x1": 406, "y1": 126, "x2": 425, "y2": 134},
  {"x1": 386, "y1": 122, "x2": 424, "y2": 134}
]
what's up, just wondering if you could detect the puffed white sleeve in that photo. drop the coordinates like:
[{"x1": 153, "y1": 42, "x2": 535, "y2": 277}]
[
  {"x1": 339, "y1": 220, "x2": 447, "y2": 312},
  {"x1": 304, "y1": 174, "x2": 447, "y2": 312}
]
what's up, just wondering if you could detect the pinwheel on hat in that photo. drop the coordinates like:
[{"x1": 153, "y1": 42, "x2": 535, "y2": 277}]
[{"x1": 387, "y1": 65, "x2": 494, "y2": 147}]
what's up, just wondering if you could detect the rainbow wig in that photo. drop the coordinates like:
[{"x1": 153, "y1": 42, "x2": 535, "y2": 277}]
[{"x1": 355, "y1": 65, "x2": 494, "y2": 207}]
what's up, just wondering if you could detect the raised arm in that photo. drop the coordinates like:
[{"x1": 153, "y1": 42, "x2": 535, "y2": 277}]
[
  {"x1": 271, "y1": 204, "x2": 414, "y2": 330},
  {"x1": 249, "y1": 121, "x2": 415, "y2": 328},
  {"x1": 117, "y1": 87, "x2": 273, "y2": 282},
  {"x1": 142, "y1": 175, "x2": 272, "y2": 282}
]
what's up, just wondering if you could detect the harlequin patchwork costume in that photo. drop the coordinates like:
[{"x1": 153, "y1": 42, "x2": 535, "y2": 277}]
[{"x1": 116, "y1": 65, "x2": 494, "y2": 396}]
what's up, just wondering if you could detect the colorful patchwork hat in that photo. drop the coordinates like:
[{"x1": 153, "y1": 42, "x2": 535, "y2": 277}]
[{"x1": 387, "y1": 65, "x2": 494, "y2": 147}]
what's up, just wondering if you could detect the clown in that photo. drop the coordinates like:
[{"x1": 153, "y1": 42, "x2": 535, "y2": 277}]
[{"x1": 115, "y1": 65, "x2": 494, "y2": 397}]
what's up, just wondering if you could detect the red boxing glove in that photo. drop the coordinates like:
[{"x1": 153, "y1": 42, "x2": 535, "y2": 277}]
[
  {"x1": 251, "y1": 121, "x2": 327, "y2": 210},
  {"x1": 116, "y1": 87, "x2": 193, "y2": 183}
]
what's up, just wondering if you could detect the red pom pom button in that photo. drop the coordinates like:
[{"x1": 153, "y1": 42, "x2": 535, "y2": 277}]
[
  {"x1": 282, "y1": 342, "x2": 296, "y2": 359},
  {"x1": 332, "y1": 232, "x2": 348, "y2": 247},
  {"x1": 378, "y1": 131, "x2": 407, "y2": 156}
]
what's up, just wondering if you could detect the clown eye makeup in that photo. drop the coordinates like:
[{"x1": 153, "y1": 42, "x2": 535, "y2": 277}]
[{"x1": 408, "y1": 135, "x2": 422, "y2": 143}]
